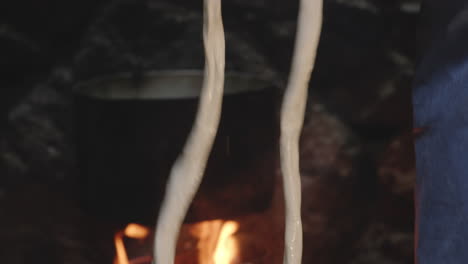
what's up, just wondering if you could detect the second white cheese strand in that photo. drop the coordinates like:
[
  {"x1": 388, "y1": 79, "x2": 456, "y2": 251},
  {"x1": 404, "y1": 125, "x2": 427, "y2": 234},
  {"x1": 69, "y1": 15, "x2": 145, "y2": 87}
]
[
  {"x1": 153, "y1": 0, "x2": 225, "y2": 263},
  {"x1": 280, "y1": 0, "x2": 323, "y2": 264}
]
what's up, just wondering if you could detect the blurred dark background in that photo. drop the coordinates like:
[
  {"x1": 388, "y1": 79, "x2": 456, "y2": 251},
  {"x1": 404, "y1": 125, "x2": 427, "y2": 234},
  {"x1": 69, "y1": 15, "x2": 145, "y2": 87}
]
[{"x1": 0, "y1": 0, "x2": 419, "y2": 263}]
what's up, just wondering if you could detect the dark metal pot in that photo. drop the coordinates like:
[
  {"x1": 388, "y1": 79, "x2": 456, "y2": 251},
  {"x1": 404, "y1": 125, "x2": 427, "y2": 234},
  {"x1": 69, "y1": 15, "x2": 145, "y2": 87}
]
[{"x1": 74, "y1": 70, "x2": 279, "y2": 224}]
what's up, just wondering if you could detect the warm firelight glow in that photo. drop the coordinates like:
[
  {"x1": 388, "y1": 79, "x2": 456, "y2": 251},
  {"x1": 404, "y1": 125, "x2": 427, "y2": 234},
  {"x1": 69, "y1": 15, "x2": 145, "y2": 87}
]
[
  {"x1": 192, "y1": 220, "x2": 240, "y2": 264},
  {"x1": 213, "y1": 221, "x2": 239, "y2": 264},
  {"x1": 194, "y1": 220, "x2": 223, "y2": 263},
  {"x1": 114, "y1": 221, "x2": 239, "y2": 264},
  {"x1": 114, "y1": 223, "x2": 151, "y2": 264},
  {"x1": 114, "y1": 231, "x2": 130, "y2": 264},
  {"x1": 124, "y1": 223, "x2": 150, "y2": 239}
]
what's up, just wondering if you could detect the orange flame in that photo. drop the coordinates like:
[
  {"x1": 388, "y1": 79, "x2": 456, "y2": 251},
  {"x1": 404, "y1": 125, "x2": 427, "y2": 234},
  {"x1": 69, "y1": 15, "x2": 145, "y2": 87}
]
[
  {"x1": 114, "y1": 231, "x2": 130, "y2": 264},
  {"x1": 114, "y1": 223, "x2": 151, "y2": 264},
  {"x1": 213, "y1": 221, "x2": 239, "y2": 264},
  {"x1": 192, "y1": 220, "x2": 240, "y2": 264},
  {"x1": 114, "y1": 221, "x2": 239, "y2": 264},
  {"x1": 124, "y1": 223, "x2": 150, "y2": 239}
]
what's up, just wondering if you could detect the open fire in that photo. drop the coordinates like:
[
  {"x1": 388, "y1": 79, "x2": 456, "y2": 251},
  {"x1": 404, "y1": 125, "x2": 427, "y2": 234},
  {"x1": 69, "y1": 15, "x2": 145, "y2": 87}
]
[
  {"x1": 114, "y1": 223, "x2": 152, "y2": 264},
  {"x1": 111, "y1": 177, "x2": 285, "y2": 264},
  {"x1": 192, "y1": 220, "x2": 239, "y2": 264},
  {"x1": 114, "y1": 221, "x2": 240, "y2": 264}
]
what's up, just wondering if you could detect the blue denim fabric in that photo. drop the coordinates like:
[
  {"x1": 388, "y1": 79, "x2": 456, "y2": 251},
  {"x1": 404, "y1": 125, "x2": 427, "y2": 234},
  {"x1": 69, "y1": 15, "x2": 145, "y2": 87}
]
[{"x1": 414, "y1": 1, "x2": 468, "y2": 263}]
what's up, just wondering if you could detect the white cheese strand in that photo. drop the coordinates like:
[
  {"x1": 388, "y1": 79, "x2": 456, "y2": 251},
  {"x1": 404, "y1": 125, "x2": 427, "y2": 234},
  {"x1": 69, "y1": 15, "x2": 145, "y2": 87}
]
[
  {"x1": 281, "y1": 0, "x2": 323, "y2": 264},
  {"x1": 153, "y1": 0, "x2": 225, "y2": 263}
]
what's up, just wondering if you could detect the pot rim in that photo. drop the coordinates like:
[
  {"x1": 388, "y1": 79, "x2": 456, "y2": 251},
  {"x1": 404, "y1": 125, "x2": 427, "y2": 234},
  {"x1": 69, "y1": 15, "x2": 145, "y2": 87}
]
[{"x1": 73, "y1": 69, "x2": 273, "y2": 100}]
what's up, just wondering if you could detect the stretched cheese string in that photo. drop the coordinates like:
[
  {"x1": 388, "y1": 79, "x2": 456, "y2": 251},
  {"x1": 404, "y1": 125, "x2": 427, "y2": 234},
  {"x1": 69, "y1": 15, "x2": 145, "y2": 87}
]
[
  {"x1": 153, "y1": 0, "x2": 225, "y2": 263},
  {"x1": 280, "y1": 0, "x2": 323, "y2": 263}
]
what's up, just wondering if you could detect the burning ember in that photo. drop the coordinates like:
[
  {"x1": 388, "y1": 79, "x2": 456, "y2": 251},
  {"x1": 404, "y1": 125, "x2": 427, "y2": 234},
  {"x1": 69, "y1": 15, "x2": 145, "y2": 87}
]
[{"x1": 114, "y1": 221, "x2": 239, "y2": 264}]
